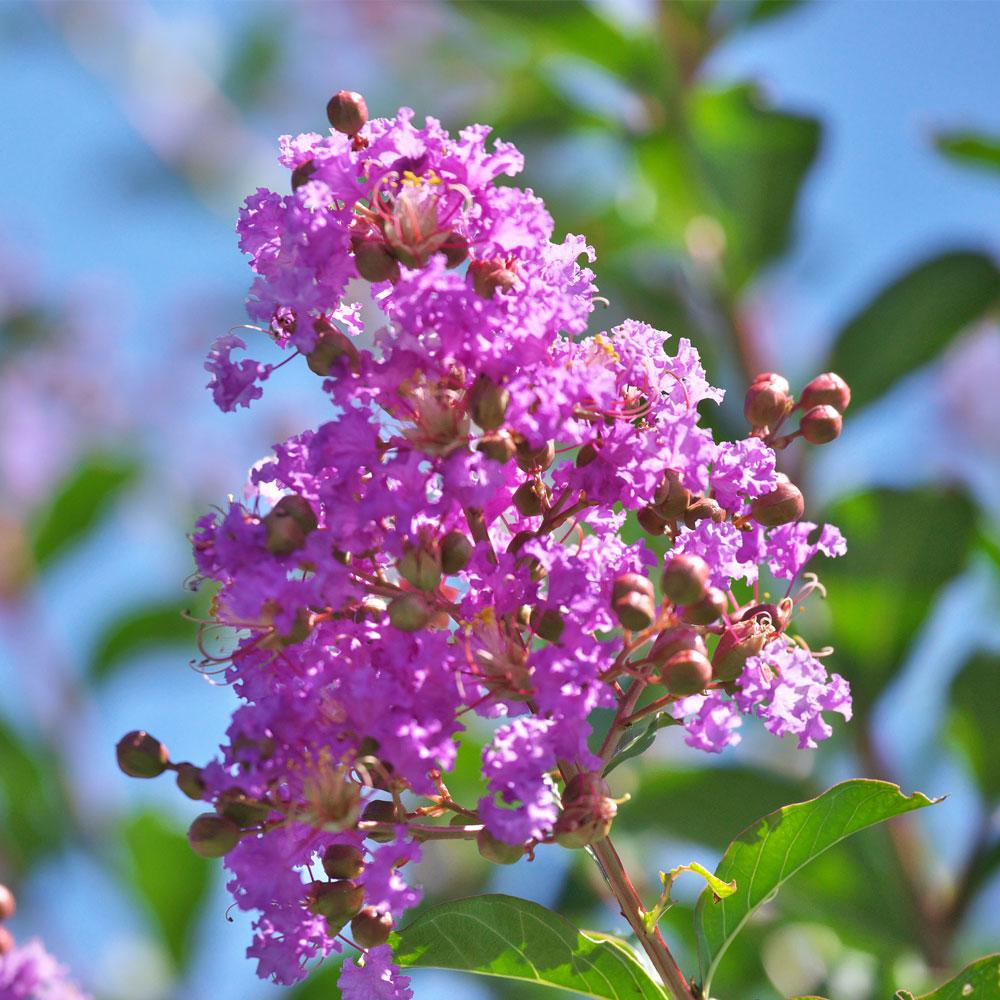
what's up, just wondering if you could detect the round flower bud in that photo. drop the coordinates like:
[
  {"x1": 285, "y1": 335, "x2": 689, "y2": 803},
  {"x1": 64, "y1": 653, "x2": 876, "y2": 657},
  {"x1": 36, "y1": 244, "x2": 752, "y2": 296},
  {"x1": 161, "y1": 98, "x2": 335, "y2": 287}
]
[
  {"x1": 175, "y1": 763, "x2": 206, "y2": 801},
  {"x1": 306, "y1": 880, "x2": 364, "y2": 928},
  {"x1": 800, "y1": 404, "x2": 842, "y2": 445},
  {"x1": 352, "y1": 235, "x2": 400, "y2": 284},
  {"x1": 291, "y1": 158, "x2": 316, "y2": 191},
  {"x1": 576, "y1": 441, "x2": 600, "y2": 467},
  {"x1": 512, "y1": 480, "x2": 548, "y2": 517},
  {"x1": 750, "y1": 476, "x2": 804, "y2": 527},
  {"x1": 612, "y1": 573, "x2": 655, "y2": 603},
  {"x1": 800, "y1": 371, "x2": 851, "y2": 413},
  {"x1": 307, "y1": 324, "x2": 360, "y2": 376},
  {"x1": 478, "y1": 430, "x2": 517, "y2": 463},
  {"x1": 441, "y1": 233, "x2": 469, "y2": 269},
  {"x1": 397, "y1": 543, "x2": 442, "y2": 592},
  {"x1": 476, "y1": 828, "x2": 524, "y2": 865},
  {"x1": 440, "y1": 531, "x2": 474, "y2": 574},
  {"x1": 351, "y1": 906, "x2": 394, "y2": 948},
  {"x1": 0, "y1": 927, "x2": 12, "y2": 957},
  {"x1": 649, "y1": 626, "x2": 707, "y2": 666},
  {"x1": 361, "y1": 799, "x2": 403, "y2": 843},
  {"x1": 637, "y1": 505, "x2": 668, "y2": 535},
  {"x1": 217, "y1": 788, "x2": 271, "y2": 828},
  {"x1": 515, "y1": 438, "x2": 555, "y2": 473},
  {"x1": 530, "y1": 606, "x2": 565, "y2": 643},
  {"x1": 661, "y1": 554, "x2": 709, "y2": 605},
  {"x1": 188, "y1": 813, "x2": 241, "y2": 858},
  {"x1": 388, "y1": 593, "x2": 432, "y2": 632},
  {"x1": 662, "y1": 648, "x2": 713, "y2": 695},
  {"x1": 326, "y1": 90, "x2": 368, "y2": 135},
  {"x1": 652, "y1": 469, "x2": 690, "y2": 520},
  {"x1": 683, "y1": 497, "x2": 725, "y2": 529},
  {"x1": 680, "y1": 586, "x2": 728, "y2": 626},
  {"x1": 555, "y1": 772, "x2": 617, "y2": 849},
  {"x1": 116, "y1": 730, "x2": 169, "y2": 779},
  {"x1": 263, "y1": 494, "x2": 317, "y2": 556},
  {"x1": 468, "y1": 257, "x2": 517, "y2": 298},
  {"x1": 712, "y1": 618, "x2": 771, "y2": 682},
  {"x1": 322, "y1": 844, "x2": 365, "y2": 880},
  {"x1": 614, "y1": 591, "x2": 656, "y2": 632},
  {"x1": 0, "y1": 884, "x2": 15, "y2": 922},
  {"x1": 468, "y1": 373, "x2": 510, "y2": 431},
  {"x1": 744, "y1": 373, "x2": 792, "y2": 428}
]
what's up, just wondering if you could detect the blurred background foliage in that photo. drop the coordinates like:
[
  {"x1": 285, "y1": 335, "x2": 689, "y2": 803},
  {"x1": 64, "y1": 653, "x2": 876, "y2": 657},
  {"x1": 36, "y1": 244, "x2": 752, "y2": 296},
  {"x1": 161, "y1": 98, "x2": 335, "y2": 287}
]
[{"x1": 1, "y1": 1, "x2": 999, "y2": 998}]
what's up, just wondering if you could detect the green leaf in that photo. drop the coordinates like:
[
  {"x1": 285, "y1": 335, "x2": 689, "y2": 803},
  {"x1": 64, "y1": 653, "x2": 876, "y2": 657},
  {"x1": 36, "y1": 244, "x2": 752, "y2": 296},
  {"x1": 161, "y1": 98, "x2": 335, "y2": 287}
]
[
  {"x1": 935, "y1": 130, "x2": 1000, "y2": 176},
  {"x1": 947, "y1": 652, "x2": 1000, "y2": 800},
  {"x1": 694, "y1": 780, "x2": 941, "y2": 994},
  {"x1": 123, "y1": 811, "x2": 211, "y2": 969},
  {"x1": 828, "y1": 252, "x2": 1000, "y2": 411},
  {"x1": 29, "y1": 453, "x2": 138, "y2": 567},
  {"x1": 393, "y1": 893, "x2": 666, "y2": 999},
  {"x1": 604, "y1": 713, "x2": 681, "y2": 775},
  {"x1": 816, "y1": 489, "x2": 977, "y2": 709},
  {"x1": 908, "y1": 953, "x2": 1000, "y2": 999}
]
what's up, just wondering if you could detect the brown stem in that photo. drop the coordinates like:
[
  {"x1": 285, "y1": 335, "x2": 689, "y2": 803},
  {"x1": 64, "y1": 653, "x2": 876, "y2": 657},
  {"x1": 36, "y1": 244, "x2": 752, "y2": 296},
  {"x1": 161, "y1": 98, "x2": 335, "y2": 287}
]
[{"x1": 358, "y1": 820, "x2": 483, "y2": 841}]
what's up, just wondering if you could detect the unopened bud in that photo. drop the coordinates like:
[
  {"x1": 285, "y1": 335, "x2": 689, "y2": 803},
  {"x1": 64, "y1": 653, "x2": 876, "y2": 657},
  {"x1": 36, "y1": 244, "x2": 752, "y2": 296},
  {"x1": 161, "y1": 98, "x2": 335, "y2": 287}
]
[
  {"x1": 116, "y1": 731, "x2": 169, "y2": 779},
  {"x1": 306, "y1": 880, "x2": 364, "y2": 928},
  {"x1": 217, "y1": 788, "x2": 271, "y2": 828},
  {"x1": 712, "y1": 618, "x2": 771, "y2": 681},
  {"x1": 176, "y1": 764, "x2": 206, "y2": 801},
  {"x1": 662, "y1": 648, "x2": 713, "y2": 695},
  {"x1": 0, "y1": 885, "x2": 15, "y2": 922},
  {"x1": 352, "y1": 234, "x2": 400, "y2": 284},
  {"x1": 649, "y1": 626, "x2": 706, "y2": 666},
  {"x1": 361, "y1": 799, "x2": 403, "y2": 843},
  {"x1": 661, "y1": 554, "x2": 709, "y2": 605},
  {"x1": 468, "y1": 257, "x2": 517, "y2": 298},
  {"x1": 637, "y1": 505, "x2": 668, "y2": 535},
  {"x1": 0, "y1": 927, "x2": 12, "y2": 956},
  {"x1": 478, "y1": 430, "x2": 517, "y2": 463},
  {"x1": 555, "y1": 772, "x2": 616, "y2": 849},
  {"x1": 397, "y1": 543, "x2": 442, "y2": 592},
  {"x1": 476, "y1": 828, "x2": 525, "y2": 865},
  {"x1": 614, "y1": 592, "x2": 656, "y2": 631},
  {"x1": 307, "y1": 320, "x2": 360, "y2": 376},
  {"x1": 264, "y1": 494, "x2": 318, "y2": 556},
  {"x1": 512, "y1": 480, "x2": 548, "y2": 517},
  {"x1": 681, "y1": 586, "x2": 727, "y2": 626},
  {"x1": 468, "y1": 374, "x2": 509, "y2": 431},
  {"x1": 612, "y1": 573, "x2": 655, "y2": 603},
  {"x1": 440, "y1": 531, "x2": 473, "y2": 574},
  {"x1": 326, "y1": 90, "x2": 368, "y2": 136},
  {"x1": 576, "y1": 441, "x2": 600, "y2": 467},
  {"x1": 800, "y1": 404, "x2": 842, "y2": 445},
  {"x1": 683, "y1": 497, "x2": 725, "y2": 529},
  {"x1": 388, "y1": 593, "x2": 432, "y2": 632},
  {"x1": 530, "y1": 606, "x2": 565, "y2": 643},
  {"x1": 750, "y1": 476, "x2": 804, "y2": 527},
  {"x1": 741, "y1": 601, "x2": 792, "y2": 630},
  {"x1": 515, "y1": 438, "x2": 555, "y2": 473},
  {"x1": 291, "y1": 158, "x2": 316, "y2": 191},
  {"x1": 745, "y1": 373, "x2": 792, "y2": 428},
  {"x1": 322, "y1": 844, "x2": 365, "y2": 880},
  {"x1": 441, "y1": 233, "x2": 469, "y2": 269},
  {"x1": 652, "y1": 469, "x2": 690, "y2": 520},
  {"x1": 188, "y1": 813, "x2": 241, "y2": 858},
  {"x1": 351, "y1": 906, "x2": 394, "y2": 948},
  {"x1": 800, "y1": 372, "x2": 851, "y2": 414}
]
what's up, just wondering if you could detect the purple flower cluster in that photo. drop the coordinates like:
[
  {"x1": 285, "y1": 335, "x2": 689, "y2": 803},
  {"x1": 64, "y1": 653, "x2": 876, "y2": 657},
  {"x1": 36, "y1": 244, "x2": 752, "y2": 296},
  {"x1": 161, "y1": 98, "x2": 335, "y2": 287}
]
[
  {"x1": 0, "y1": 939, "x2": 88, "y2": 1000},
  {"x1": 124, "y1": 94, "x2": 853, "y2": 994}
]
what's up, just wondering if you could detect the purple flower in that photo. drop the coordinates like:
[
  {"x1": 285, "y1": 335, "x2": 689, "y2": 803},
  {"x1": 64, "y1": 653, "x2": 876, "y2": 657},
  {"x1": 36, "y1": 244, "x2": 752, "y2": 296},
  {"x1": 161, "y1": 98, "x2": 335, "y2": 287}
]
[
  {"x1": 205, "y1": 334, "x2": 271, "y2": 412},
  {"x1": 339, "y1": 945, "x2": 413, "y2": 1000},
  {"x1": 0, "y1": 939, "x2": 89, "y2": 999}
]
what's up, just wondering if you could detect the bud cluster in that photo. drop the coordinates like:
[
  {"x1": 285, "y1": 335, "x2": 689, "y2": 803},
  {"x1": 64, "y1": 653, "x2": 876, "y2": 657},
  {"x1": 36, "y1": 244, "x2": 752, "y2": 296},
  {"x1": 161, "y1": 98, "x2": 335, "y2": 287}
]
[
  {"x1": 744, "y1": 370, "x2": 850, "y2": 447},
  {"x1": 131, "y1": 92, "x2": 853, "y2": 996}
]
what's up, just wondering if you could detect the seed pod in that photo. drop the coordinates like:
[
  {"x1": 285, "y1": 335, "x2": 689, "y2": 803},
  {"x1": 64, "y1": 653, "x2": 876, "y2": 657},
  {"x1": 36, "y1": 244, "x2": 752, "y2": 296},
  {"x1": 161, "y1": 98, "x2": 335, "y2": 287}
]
[
  {"x1": 649, "y1": 626, "x2": 707, "y2": 666},
  {"x1": 188, "y1": 813, "x2": 241, "y2": 858},
  {"x1": 661, "y1": 554, "x2": 709, "y2": 605},
  {"x1": 800, "y1": 404, "x2": 842, "y2": 445},
  {"x1": 440, "y1": 531, "x2": 474, "y2": 574},
  {"x1": 0, "y1": 884, "x2": 15, "y2": 922},
  {"x1": 175, "y1": 763, "x2": 206, "y2": 801},
  {"x1": 800, "y1": 371, "x2": 851, "y2": 413},
  {"x1": 476, "y1": 828, "x2": 524, "y2": 865},
  {"x1": 361, "y1": 799, "x2": 403, "y2": 843},
  {"x1": 388, "y1": 593, "x2": 431, "y2": 632},
  {"x1": 306, "y1": 880, "x2": 364, "y2": 929},
  {"x1": 637, "y1": 505, "x2": 668, "y2": 535},
  {"x1": 326, "y1": 90, "x2": 368, "y2": 135},
  {"x1": 351, "y1": 906, "x2": 394, "y2": 948},
  {"x1": 515, "y1": 438, "x2": 555, "y2": 473},
  {"x1": 322, "y1": 844, "x2": 365, "y2": 880},
  {"x1": 662, "y1": 648, "x2": 713, "y2": 695},
  {"x1": 750, "y1": 476, "x2": 804, "y2": 527},
  {"x1": 744, "y1": 373, "x2": 792, "y2": 428},
  {"x1": 116, "y1": 731, "x2": 169, "y2": 779},
  {"x1": 397, "y1": 543, "x2": 442, "y2": 592},
  {"x1": 468, "y1": 373, "x2": 509, "y2": 431},
  {"x1": 530, "y1": 606, "x2": 565, "y2": 643},
  {"x1": 217, "y1": 788, "x2": 271, "y2": 828},
  {"x1": 351, "y1": 235, "x2": 400, "y2": 284},
  {"x1": 652, "y1": 469, "x2": 690, "y2": 520},
  {"x1": 478, "y1": 430, "x2": 517, "y2": 463},
  {"x1": 712, "y1": 618, "x2": 771, "y2": 682},
  {"x1": 291, "y1": 158, "x2": 316, "y2": 191},
  {"x1": 680, "y1": 586, "x2": 727, "y2": 626},
  {"x1": 683, "y1": 496, "x2": 725, "y2": 529},
  {"x1": 512, "y1": 480, "x2": 548, "y2": 517}
]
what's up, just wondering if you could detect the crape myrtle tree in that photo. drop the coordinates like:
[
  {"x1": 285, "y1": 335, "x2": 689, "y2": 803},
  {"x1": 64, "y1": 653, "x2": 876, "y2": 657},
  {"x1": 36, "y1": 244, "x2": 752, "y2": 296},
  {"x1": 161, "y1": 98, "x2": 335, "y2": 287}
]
[{"x1": 110, "y1": 90, "x2": 998, "y2": 1000}]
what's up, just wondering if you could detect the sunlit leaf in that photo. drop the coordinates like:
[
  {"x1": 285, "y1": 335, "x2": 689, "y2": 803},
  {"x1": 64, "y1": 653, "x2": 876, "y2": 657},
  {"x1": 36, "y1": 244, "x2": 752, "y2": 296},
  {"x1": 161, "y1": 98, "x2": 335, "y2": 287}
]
[
  {"x1": 935, "y1": 130, "x2": 1000, "y2": 176},
  {"x1": 695, "y1": 780, "x2": 940, "y2": 994},
  {"x1": 905, "y1": 953, "x2": 1000, "y2": 999},
  {"x1": 393, "y1": 894, "x2": 666, "y2": 998}
]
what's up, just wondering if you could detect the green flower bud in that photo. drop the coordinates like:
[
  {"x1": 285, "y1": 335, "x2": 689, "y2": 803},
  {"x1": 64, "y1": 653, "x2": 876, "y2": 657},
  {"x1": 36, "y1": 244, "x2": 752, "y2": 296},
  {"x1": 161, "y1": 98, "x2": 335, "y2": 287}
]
[
  {"x1": 175, "y1": 763, "x2": 207, "y2": 801},
  {"x1": 440, "y1": 531, "x2": 474, "y2": 574},
  {"x1": 661, "y1": 648, "x2": 713, "y2": 695},
  {"x1": 188, "y1": 813, "x2": 241, "y2": 858},
  {"x1": 306, "y1": 880, "x2": 363, "y2": 930},
  {"x1": 661, "y1": 554, "x2": 709, "y2": 605},
  {"x1": 388, "y1": 593, "x2": 432, "y2": 632},
  {"x1": 476, "y1": 828, "x2": 525, "y2": 865},
  {"x1": 116, "y1": 731, "x2": 169, "y2": 779},
  {"x1": 322, "y1": 844, "x2": 365, "y2": 880},
  {"x1": 468, "y1": 373, "x2": 510, "y2": 431}
]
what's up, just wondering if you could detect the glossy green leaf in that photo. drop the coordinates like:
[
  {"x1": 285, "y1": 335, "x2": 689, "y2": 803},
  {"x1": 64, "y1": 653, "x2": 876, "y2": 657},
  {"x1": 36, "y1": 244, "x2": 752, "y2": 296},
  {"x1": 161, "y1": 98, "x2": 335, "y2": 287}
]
[
  {"x1": 29, "y1": 453, "x2": 138, "y2": 567},
  {"x1": 393, "y1": 893, "x2": 666, "y2": 998},
  {"x1": 828, "y1": 252, "x2": 1000, "y2": 410},
  {"x1": 906, "y1": 953, "x2": 1000, "y2": 999},
  {"x1": 816, "y1": 489, "x2": 976, "y2": 708},
  {"x1": 935, "y1": 131, "x2": 1000, "y2": 175},
  {"x1": 695, "y1": 780, "x2": 940, "y2": 993},
  {"x1": 123, "y1": 811, "x2": 211, "y2": 968}
]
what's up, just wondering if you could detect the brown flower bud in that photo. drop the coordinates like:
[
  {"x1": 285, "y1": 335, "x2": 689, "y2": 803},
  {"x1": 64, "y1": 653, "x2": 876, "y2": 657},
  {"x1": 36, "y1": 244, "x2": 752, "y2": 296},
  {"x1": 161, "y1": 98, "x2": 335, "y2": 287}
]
[
  {"x1": 513, "y1": 480, "x2": 548, "y2": 517},
  {"x1": 614, "y1": 592, "x2": 656, "y2": 631},
  {"x1": 397, "y1": 543, "x2": 442, "y2": 592},
  {"x1": 116, "y1": 731, "x2": 169, "y2": 779},
  {"x1": 661, "y1": 648, "x2": 713, "y2": 695},
  {"x1": 750, "y1": 475, "x2": 804, "y2": 527},
  {"x1": 326, "y1": 90, "x2": 368, "y2": 136},
  {"x1": 476, "y1": 828, "x2": 525, "y2": 865},
  {"x1": 440, "y1": 531, "x2": 474, "y2": 574},
  {"x1": 441, "y1": 233, "x2": 469, "y2": 269},
  {"x1": 217, "y1": 788, "x2": 271, "y2": 828},
  {"x1": 188, "y1": 813, "x2": 241, "y2": 858},
  {"x1": 712, "y1": 617, "x2": 771, "y2": 682},
  {"x1": 652, "y1": 469, "x2": 690, "y2": 520},
  {"x1": 0, "y1": 884, "x2": 15, "y2": 922},
  {"x1": 468, "y1": 257, "x2": 517, "y2": 298},
  {"x1": 351, "y1": 906, "x2": 394, "y2": 948},
  {"x1": 361, "y1": 799, "x2": 404, "y2": 843},
  {"x1": 0, "y1": 926, "x2": 12, "y2": 956},
  {"x1": 307, "y1": 320, "x2": 360, "y2": 376},
  {"x1": 680, "y1": 586, "x2": 728, "y2": 626},
  {"x1": 515, "y1": 438, "x2": 555, "y2": 473},
  {"x1": 175, "y1": 763, "x2": 206, "y2": 800},
  {"x1": 291, "y1": 158, "x2": 316, "y2": 191},
  {"x1": 649, "y1": 626, "x2": 707, "y2": 666},
  {"x1": 576, "y1": 441, "x2": 600, "y2": 467},
  {"x1": 306, "y1": 880, "x2": 364, "y2": 929},
  {"x1": 800, "y1": 404, "x2": 842, "y2": 445},
  {"x1": 322, "y1": 844, "x2": 365, "y2": 880},
  {"x1": 351, "y1": 234, "x2": 400, "y2": 284},
  {"x1": 661, "y1": 554, "x2": 709, "y2": 605},
  {"x1": 800, "y1": 371, "x2": 851, "y2": 414},
  {"x1": 468, "y1": 374, "x2": 509, "y2": 431},
  {"x1": 744, "y1": 373, "x2": 792, "y2": 428},
  {"x1": 683, "y1": 497, "x2": 725, "y2": 529},
  {"x1": 388, "y1": 593, "x2": 432, "y2": 632},
  {"x1": 612, "y1": 573, "x2": 655, "y2": 603},
  {"x1": 530, "y1": 606, "x2": 565, "y2": 643},
  {"x1": 478, "y1": 430, "x2": 517, "y2": 463},
  {"x1": 637, "y1": 505, "x2": 668, "y2": 536},
  {"x1": 555, "y1": 772, "x2": 616, "y2": 849}
]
